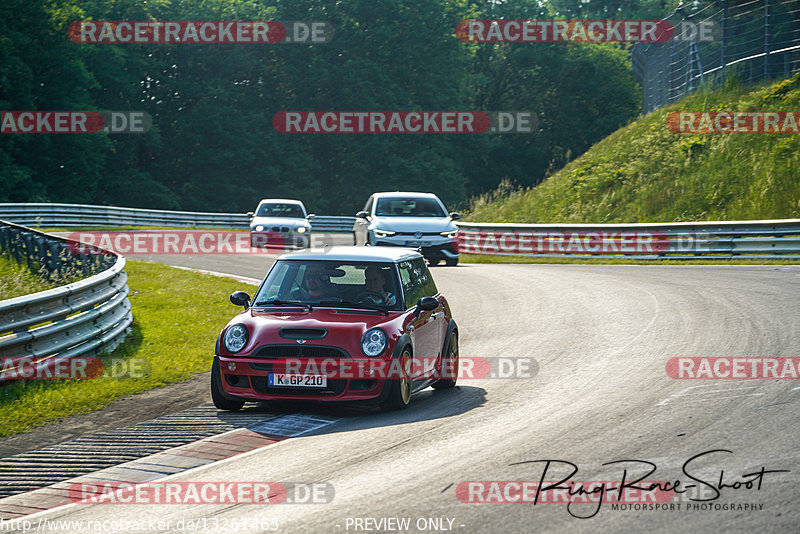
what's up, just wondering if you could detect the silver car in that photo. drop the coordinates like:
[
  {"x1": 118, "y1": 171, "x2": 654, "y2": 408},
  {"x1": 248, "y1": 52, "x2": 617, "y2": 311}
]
[
  {"x1": 249, "y1": 199, "x2": 312, "y2": 248},
  {"x1": 353, "y1": 192, "x2": 461, "y2": 266}
]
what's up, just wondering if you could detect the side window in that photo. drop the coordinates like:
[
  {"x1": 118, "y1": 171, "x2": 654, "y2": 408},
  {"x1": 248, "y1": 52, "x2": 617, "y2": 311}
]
[
  {"x1": 399, "y1": 259, "x2": 438, "y2": 309},
  {"x1": 399, "y1": 260, "x2": 420, "y2": 309},
  {"x1": 412, "y1": 257, "x2": 438, "y2": 298}
]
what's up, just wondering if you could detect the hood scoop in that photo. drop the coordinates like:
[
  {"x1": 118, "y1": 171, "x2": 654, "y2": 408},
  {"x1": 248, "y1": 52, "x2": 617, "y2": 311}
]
[{"x1": 279, "y1": 327, "x2": 328, "y2": 340}]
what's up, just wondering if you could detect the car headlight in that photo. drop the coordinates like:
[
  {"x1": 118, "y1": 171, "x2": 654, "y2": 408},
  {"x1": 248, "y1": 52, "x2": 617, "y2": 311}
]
[
  {"x1": 373, "y1": 229, "x2": 396, "y2": 238},
  {"x1": 361, "y1": 328, "x2": 387, "y2": 357},
  {"x1": 224, "y1": 324, "x2": 249, "y2": 353},
  {"x1": 297, "y1": 226, "x2": 307, "y2": 233},
  {"x1": 440, "y1": 230, "x2": 458, "y2": 237},
  {"x1": 254, "y1": 225, "x2": 265, "y2": 232}
]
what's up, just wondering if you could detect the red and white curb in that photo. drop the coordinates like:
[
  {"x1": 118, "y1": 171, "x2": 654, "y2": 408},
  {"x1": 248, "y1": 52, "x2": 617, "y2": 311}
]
[{"x1": 0, "y1": 414, "x2": 339, "y2": 519}]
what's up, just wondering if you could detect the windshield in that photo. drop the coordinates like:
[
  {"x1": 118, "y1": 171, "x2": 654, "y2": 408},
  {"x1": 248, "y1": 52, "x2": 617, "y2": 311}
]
[
  {"x1": 256, "y1": 203, "x2": 305, "y2": 218},
  {"x1": 375, "y1": 197, "x2": 447, "y2": 217},
  {"x1": 254, "y1": 260, "x2": 402, "y2": 311}
]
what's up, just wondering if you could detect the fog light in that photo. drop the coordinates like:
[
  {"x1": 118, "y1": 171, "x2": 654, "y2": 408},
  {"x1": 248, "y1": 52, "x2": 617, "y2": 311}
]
[{"x1": 227, "y1": 362, "x2": 237, "y2": 372}]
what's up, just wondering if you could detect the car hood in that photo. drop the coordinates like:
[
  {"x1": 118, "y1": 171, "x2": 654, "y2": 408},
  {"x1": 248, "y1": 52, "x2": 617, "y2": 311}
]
[
  {"x1": 370, "y1": 216, "x2": 455, "y2": 233},
  {"x1": 225, "y1": 308, "x2": 405, "y2": 355},
  {"x1": 251, "y1": 216, "x2": 309, "y2": 228},
  {"x1": 235, "y1": 307, "x2": 401, "y2": 333}
]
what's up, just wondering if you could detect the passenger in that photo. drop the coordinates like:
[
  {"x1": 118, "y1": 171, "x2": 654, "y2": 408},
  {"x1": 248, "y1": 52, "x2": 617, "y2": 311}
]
[{"x1": 363, "y1": 266, "x2": 397, "y2": 306}]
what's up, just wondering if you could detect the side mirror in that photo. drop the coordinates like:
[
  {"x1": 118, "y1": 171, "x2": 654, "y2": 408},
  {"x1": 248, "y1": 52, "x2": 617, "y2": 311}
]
[
  {"x1": 307, "y1": 213, "x2": 316, "y2": 219},
  {"x1": 415, "y1": 296, "x2": 440, "y2": 316},
  {"x1": 230, "y1": 291, "x2": 251, "y2": 309},
  {"x1": 356, "y1": 211, "x2": 369, "y2": 219},
  {"x1": 247, "y1": 211, "x2": 254, "y2": 220},
  {"x1": 449, "y1": 212, "x2": 462, "y2": 220}
]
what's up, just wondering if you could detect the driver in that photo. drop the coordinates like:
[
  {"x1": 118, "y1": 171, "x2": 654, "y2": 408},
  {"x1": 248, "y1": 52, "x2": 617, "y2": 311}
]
[
  {"x1": 362, "y1": 266, "x2": 397, "y2": 306},
  {"x1": 294, "y1": 265, "x2": 330, "y2": 300}
]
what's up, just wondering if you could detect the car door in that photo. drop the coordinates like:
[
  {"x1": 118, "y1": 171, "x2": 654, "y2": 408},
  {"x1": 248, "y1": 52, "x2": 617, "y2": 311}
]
[{"x1": 399, "y1": 259, "x2": 441, "y2": 381}]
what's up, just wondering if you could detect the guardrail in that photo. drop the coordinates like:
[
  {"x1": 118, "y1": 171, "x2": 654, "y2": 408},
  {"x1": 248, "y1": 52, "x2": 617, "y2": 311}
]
[
  {"x1": 308, "y1": 216, "x2": 356, "y2": 232},
  {"x1": 0, "y1": 203, "x2": 356, "y2": 232},
  {"x1": 5, "y1": 203, "x2": 796, "y2": 259},
  {"x1": 456, "y1": 220, "x2": 800, "y2": 259},
  {"x1": 0, "y1": 203, "x2": 250, "y2": 229},
  {"x1": 0, "y1": 221, "x2": 133, "y2": 382}
]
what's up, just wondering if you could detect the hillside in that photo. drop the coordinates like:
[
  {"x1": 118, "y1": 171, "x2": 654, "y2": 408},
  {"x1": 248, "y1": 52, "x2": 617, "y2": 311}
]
[{"x1": 468, "y1": 73, "x2": 800, "y2": 223}]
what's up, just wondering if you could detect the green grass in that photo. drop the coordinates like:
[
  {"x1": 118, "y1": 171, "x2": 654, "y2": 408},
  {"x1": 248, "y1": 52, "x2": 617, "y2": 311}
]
[
  {"x1": 0, "y1": 256, "x2": 63, "y2": 300},
  {"x1": 0, "y1": 260, "x2": 251, "y2": 437},
  {"x1": 468, "y1": 73, "x2": 800, "y2": 224}
]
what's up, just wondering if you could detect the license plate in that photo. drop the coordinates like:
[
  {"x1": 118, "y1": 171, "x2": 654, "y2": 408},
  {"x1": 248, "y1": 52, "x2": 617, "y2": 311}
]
[
  {"x1": 268, "y1": 373, "x2": 327, "y2": 388},
  {"x1": 404, "y1": 240, "x2": 431, "y2": 247}
]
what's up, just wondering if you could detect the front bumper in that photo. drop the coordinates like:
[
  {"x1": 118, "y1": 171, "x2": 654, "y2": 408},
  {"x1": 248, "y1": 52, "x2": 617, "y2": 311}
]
[
  {"x1": 250, "y1": 231, "x2": 309, "y2": 249},
  {"x1": 215, "y1": 355, "x2": 393, "y2": 403},
  {"x1": 373, "y1": 236, "x2": 459, "y2": 261}
]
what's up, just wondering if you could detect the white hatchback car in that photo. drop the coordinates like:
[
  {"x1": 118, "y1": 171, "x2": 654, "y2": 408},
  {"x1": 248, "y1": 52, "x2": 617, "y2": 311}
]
[
  {"x1": 249, "y1": 199, "x2": 312, "y2": 248},
  {"x1": 353, "y1": 192, "x2": 461, "y2": 266}
]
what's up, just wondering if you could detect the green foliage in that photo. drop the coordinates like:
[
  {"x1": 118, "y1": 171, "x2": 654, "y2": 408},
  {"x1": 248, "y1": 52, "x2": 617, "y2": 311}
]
[
  {"x1": 0, "y1": 0, "x2": 642, "y2": 215},
  {"x1": 546, "y1": 0, "x2": 681, "y2": 18},
  {"x1": 468, "y1": 74, "x2": 800, "y2": 223}
]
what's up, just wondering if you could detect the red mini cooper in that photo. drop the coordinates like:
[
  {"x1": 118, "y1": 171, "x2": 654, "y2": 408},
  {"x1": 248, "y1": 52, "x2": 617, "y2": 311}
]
[{"x1": 211, "y1": 246, "x2": 459, "y2": 411}]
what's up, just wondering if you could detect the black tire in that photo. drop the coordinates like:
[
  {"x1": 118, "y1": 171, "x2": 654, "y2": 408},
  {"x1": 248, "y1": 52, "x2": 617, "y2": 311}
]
[
  {"x1": 211, "y1": 359, "x2": 244, "y2": 411},
  {"x1": 445, "y1": 258, "x2": 458, "y2": 266},
  {"x1": 427, "y1": 258, "x2": 441, "y2": 267},
  {"x1": 379, "y1": 348, "x2": 413, "y2": 411},
  {"x1": 433, "y1": 330, "x2": 458, "y2": 389}
]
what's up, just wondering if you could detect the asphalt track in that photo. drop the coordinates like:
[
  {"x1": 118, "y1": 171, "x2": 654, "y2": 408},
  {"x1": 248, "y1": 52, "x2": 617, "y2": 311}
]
[{"x1": 8, "y1": 244, "x2": 800, "y2": 533}]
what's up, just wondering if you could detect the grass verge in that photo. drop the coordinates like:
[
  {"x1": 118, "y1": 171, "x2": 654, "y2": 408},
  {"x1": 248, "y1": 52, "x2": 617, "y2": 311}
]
[
  {"x1": 0, "y1": 260, "x2": 251, "y2": 437},
  {"x1": 0, "y1": 256, "x2": 63, "y2": 300},
  {"x1": 468, "y1": 74, "x2": 800, "y2": 223}
]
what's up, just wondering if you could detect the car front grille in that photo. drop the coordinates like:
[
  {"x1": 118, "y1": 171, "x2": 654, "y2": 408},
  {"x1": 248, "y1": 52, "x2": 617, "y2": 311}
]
[
  {"x1": 279, "y1": 328, "x2": 328, "y2": 340},
  {"x1": 251, "y1": 344, "x2": 350, "y2": 359}
]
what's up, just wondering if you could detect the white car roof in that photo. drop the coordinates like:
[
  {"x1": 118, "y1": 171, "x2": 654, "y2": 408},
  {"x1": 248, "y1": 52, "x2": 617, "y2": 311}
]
[
  {"x1": 278, "y1": 246, "x2": 422, "y2": 263},
  {"x1": 257, "y1": 198, "x2": 306, "y2": 205},
  {"x1": 372, "y1": 192, "x2": 440, "y2": 199}
]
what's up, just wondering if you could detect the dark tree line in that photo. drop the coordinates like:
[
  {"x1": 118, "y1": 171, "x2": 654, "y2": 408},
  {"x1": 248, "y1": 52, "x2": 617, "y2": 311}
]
[{"x1": 0, "y1": 0, "x2": 665, "y2": 214}]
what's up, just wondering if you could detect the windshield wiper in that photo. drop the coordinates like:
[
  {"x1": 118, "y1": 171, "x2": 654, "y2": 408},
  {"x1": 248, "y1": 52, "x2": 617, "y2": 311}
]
[
  {"x1": 318, "y1": 298, "x2": 389, "y2": 316},
  {"x1": 254, "y1": 299, "x2": 312, "y2": 310}
]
